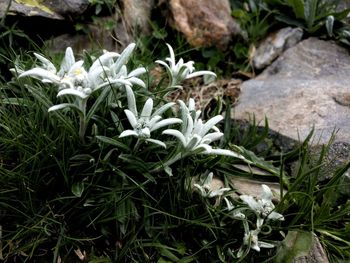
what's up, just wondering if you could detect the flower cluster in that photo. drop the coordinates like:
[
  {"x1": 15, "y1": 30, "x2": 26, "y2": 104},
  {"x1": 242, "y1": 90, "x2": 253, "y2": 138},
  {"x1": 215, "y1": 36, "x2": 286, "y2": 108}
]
[
  {"x1": 192, "y1": 174, "x2": 284, "y2": 255},
  {"x1": 12, "y1": 41, "x2": 286, "y2": 261},
  {"x1": 225, "y1": 185, "x2": 284, "y2": 254},
  {"x1": 17, "y1": 43, "x2": 246, "y2": 168},
  {"x1": 17, "y1": 43, "x2": 146, "y2": 140}
]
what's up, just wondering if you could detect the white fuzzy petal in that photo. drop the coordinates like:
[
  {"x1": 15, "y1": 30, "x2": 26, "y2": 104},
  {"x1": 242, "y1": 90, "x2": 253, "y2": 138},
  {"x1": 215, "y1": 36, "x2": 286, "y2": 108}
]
[
  {"x1": 203, "y1": 172, "x2": 213, "y2": 187},
  {"x1": 268, "y1": 211, "x2": 284, "y2": 221},
  {"x1": 68, "y1": 60, "x2": 84, "y2": 74},
  {"x1": 152, "y1": 102, "x2": 175, "y2": 117},
  {"x1": 186, "y1": 134, "x2": 201, "y2": 151},
  {"x1": 112, "y1": 43, "x2": 136, "y2": 74},
  {"x1": 148, "y1": 115, "x2": 162, "y2": 128},
  {"x1": 59, "y1": 47, "x2": 75, "y2": 76},
  {"x1": 240, "y1": 195, "x2": 260, "y2": 211},
  {"x1": 19, "y1": 68, "x2": 60, "y2": 83},
  {"x1": 261, "y1": 184, "x2": 273, "y2": 201},
  {"x1": 166, "y1": 43, "x2": 176, "y2": 69},
  {"x1": 48, "y1": 103, "x2": 73, "y2": 112},
  {"x1": 194, "y1": 143, "x2": 212, "y2": 153},
  {"x1": 119, "y1": 130, "x2": 138, "y2": 138},
  {"x1": 140, "y1": 98, "x2": 153, "y2": 122},
  {"x1": 129, "y1": 67, "x2": 146, "y2": 77},
  {"x1": 150, "y1": 118, "x2": 182, "y2": 132},
  {"x1": 57, "y1": 88, "x2": 88, "y2": 99},
  {"x1": 200, "y1": 115, "x2": 223, "y2": 137},
  {"x1": 186, "y1": 70, "x2": 217, "y2": 80},
  {"x1": 184, "y1": 114, "x2": 194, "y2": 139},
  {"x1": 146, "y1": 138, "x2": 166, "y2": 148},
  {"x1": 90, "y1": 52, "x2": 119, "y2": 72},
  {"x1": 125, "y1": 85, "x2": 137, "y2": 117},
  {"x1": 162, "y1": 129, "x2": 187, "y2": 147},
  {"x1": 128, "y1": 77, "x2": 146, "y2": 88},
  {"x1": 208, "y1": 188, "x2": 231, "y2": 198},
  {"x1": 124, "y1": 109, "x2": 138, "y2": 128},
  {"x1": 34, "y1": 53, "x2": 56, "y2": 73},
  {"x1": 155, "y1": 60, "x2": 171, "y2": 73},
  {"x1": 202, "y1": 132, "x2": 223, "y2": 143}
]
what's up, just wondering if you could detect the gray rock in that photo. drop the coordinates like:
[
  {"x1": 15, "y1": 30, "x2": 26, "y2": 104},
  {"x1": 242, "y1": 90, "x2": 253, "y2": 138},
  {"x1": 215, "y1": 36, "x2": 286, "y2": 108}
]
[
  {"x1": 253, "y1": 27, "x2": 303, "y2": 70},
  {"x1": 293, "y1": 233, "x2": 329, "y2": 263},
  {"x1": 122, "y1": 0, "x2": 153, "y2": 35},
  {"x1": 47, "y1": 16, "x2": 119, "y2": 54},
  {"x1": 0, "y1": 0, "x2": 89, "y2": 19},
  {"x1": 45, "y1": 0, "x2": 89, "y2": 16},
  {"x1": 233, "y1": 37, "x2": 350, "y2": 145},
  {"x1": 169, "y1": 0, "x2": 242, "y2": 50},
  {"x1": 0, "y1": 0, "x2": 63, "y2": 20}
]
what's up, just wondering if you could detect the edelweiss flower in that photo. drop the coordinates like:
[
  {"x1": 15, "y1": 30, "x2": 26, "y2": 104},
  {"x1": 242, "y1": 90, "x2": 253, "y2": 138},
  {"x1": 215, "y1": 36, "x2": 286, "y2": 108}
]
[
  {"x1": 100, "y1": 43, "x2": 147, "y2": 89},
  {"x1": 155, "y1": 44, "x2": 216, "y2": 88},
  {"x1": 223, "y1": 197, "x2": 246, "y2": 219},
  {"x1": 163, "y1": 98, "x2": 244, "y2": 158},
  {"x1": 19, "y1": 47, "x2": 119, "y2": 102},
  {"x1": 193, "y1": 172, "x2": 230, "y2": 198},
  {"x1": 119, "y1": 86, "x2": 182, "y2": 148},
  {"x1": 240, "y1": 185, "x2": 284, "y2": 221},
  {"x1": 243, "y1": 229, "x2": 274, "y2": 252}
]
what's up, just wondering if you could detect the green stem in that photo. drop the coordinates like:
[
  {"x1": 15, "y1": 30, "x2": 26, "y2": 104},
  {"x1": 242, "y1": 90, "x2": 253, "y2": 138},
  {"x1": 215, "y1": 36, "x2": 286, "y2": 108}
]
[
  {"x1": 78, "y1": 99, "x2": 88, "y2": 143},
  {"x1": 133, "y1": 139, "x2": 142, "y2": 153},
  {"x1": 150, "y1": 152, "x2": 187, "y2": 173}
]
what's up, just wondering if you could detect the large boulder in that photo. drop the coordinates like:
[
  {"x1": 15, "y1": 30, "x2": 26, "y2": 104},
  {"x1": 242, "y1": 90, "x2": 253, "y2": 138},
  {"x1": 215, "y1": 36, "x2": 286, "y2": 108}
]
[
  {"x1": 169, "y1": 0, "x2": 241, "y2": 50},
  {"x1": 233, "y1": 37, "x2": 350, "y2": 145}
]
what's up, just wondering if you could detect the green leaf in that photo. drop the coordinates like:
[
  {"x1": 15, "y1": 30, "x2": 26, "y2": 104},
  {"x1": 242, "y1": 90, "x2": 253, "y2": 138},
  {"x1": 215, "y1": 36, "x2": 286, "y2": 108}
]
[
  {"x1": 86, "y1": 86, "x2": 110, "y2": 122},
  {"x1": 96, "y1": 135, "x2": 130, "y2": 151},
  {"x1": 157, "y1": 258, "x2": 173, "y2": 263},
  {"x1": 71, "y1": 181, "x2": 84, "y2": 197},
  {"x1": 1, "y1": 97, "x2": 30, "y2": 106},
  {"x1": 275, "y1": 230, "x2": 313, "y2": 263},
  {"x1": 287, "y1": 0, "x2": 305, "y2": 19},
  {"x1": 231, "y1": 145, "x2": 287, "y2": 183},
  {"x1": 304, "y1": 0, "x2": 318, "y2": 31},
  {"x1": 159, "y1": 247, "x2": 180, "y2": 262}
]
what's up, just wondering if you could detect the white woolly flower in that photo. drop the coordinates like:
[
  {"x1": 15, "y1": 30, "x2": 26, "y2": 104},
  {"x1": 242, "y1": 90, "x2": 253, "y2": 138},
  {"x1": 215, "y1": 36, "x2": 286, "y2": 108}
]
[
  {"x1": 99, "y1": 43, "x2": 147, "y2": 89},
  {"x1": 193, "y1": 172, "x2": 230, "y2": 198},
  {"x1": 223, "y1": 197, "x2": 246, "y2": 219},
  {"x1": 155, "y1": 43, "x2": 216, "y2": 88},
  {"x1": 239, "y1": 184, "x2": 284, "y2": 221},
  {"x1": 163, "y1": 98, "x2": 244, "y2": 158},
  {"x1": 119, "y1": 86, "x2": 182, "y2": 148},
  {"x1": 243, "y1": 229, "x2": 274, "y2": 252},
  {"x1": 19, "y1": 47, "x2": 117, "y2": 101}
]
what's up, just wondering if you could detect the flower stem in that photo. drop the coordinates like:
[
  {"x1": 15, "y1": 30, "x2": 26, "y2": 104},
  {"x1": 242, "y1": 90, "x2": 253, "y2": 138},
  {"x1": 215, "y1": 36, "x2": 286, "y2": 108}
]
[
  {"x1": 150, "y1": 152, "x2": 187, "y2": 173},
  {"x1": 133, "y1": 139, "x2": 142, "y2": 153},
  {"x1": 78, "y1": 99, "x2": 88, "y2": 143}
]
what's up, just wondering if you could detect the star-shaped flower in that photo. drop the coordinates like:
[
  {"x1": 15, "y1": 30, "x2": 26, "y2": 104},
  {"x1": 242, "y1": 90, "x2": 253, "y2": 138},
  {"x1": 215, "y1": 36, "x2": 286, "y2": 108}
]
[
  {"x1": 119, "y1": 86, "x2": 182, "y2": 148},
  {"x1": 163, "y1": 98, "x2": 244, "y2": 158},
  {"x1": 240, "y1": 185, "x2": 284, "y2": 221},
  {"x1": 193, "y1": 172, "x2": 231, "y2": 198},
  {"x1": 155, "y1": 44, "x2": 216, "y2": 88}
]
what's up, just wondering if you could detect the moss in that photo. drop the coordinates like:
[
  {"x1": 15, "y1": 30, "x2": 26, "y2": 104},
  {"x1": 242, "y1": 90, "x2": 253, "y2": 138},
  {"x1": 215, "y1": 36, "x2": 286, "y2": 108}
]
[{"x1": 15, "y1": 0, "x2": 54, "y2": 15}]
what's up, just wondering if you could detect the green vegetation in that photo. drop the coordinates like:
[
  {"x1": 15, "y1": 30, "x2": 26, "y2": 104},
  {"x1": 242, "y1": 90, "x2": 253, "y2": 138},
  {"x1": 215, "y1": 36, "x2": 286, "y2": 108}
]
[{"x1": 0, "y1": 0, "x2": 349, "y2": 262}]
